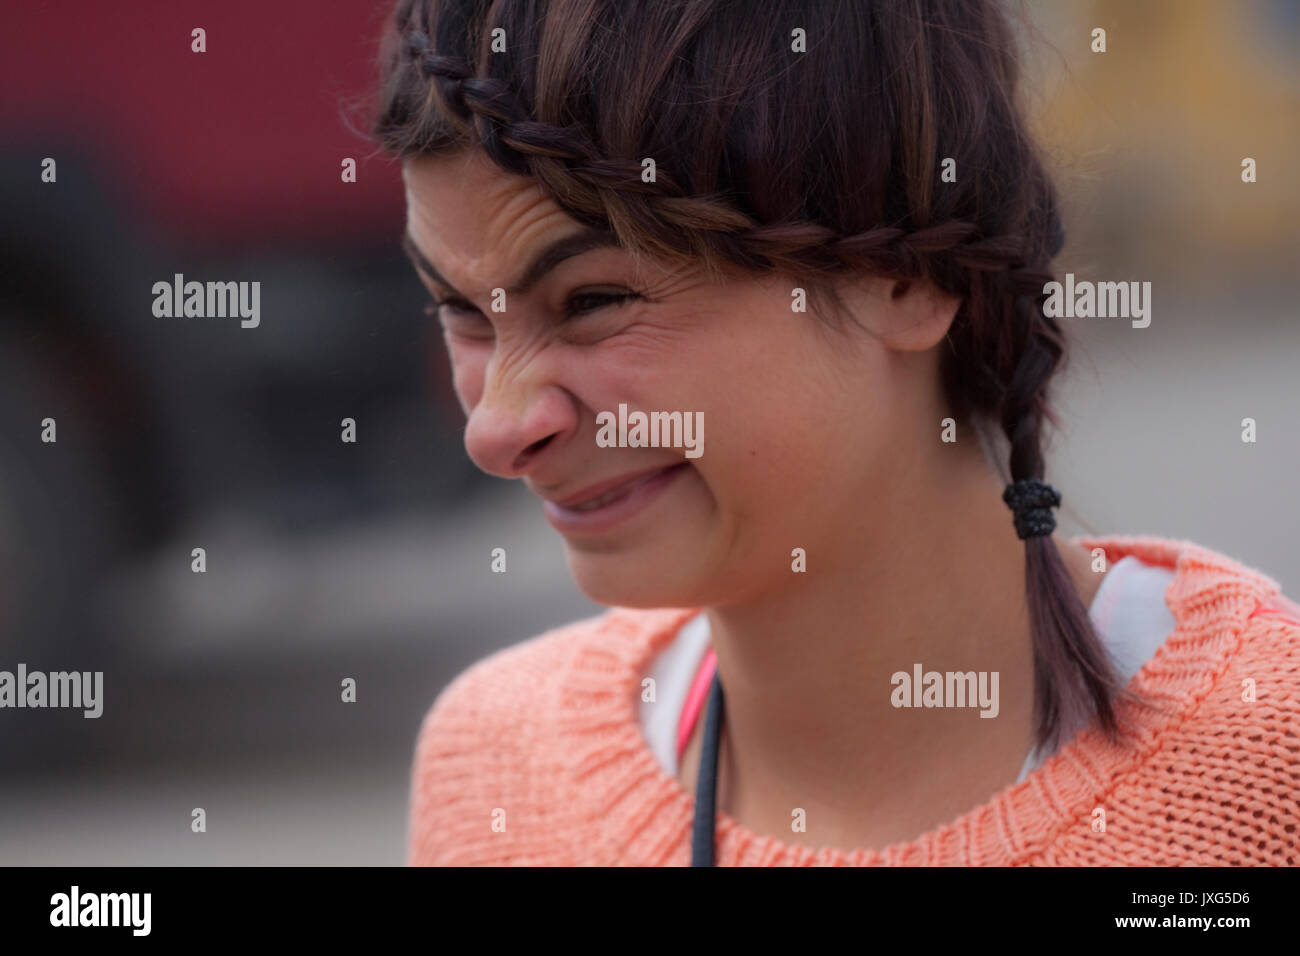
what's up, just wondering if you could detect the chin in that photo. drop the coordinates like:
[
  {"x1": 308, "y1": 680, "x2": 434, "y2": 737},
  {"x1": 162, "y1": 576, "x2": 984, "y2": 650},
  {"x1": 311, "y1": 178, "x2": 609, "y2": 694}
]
[{"x1": 565, "y1": 545, "x2": 711, "y2": 609}]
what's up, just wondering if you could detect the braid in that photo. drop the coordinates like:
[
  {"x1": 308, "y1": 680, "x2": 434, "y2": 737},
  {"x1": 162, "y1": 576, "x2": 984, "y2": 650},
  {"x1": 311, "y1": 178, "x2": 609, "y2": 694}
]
[
  {"x1": 397, "y1": 27, "x2": 1070, "y2": 289},
  {"x1": 993, "y1": 266, "x2": 1149, "y2": 753},
  {"x1": 404, "y1": 32, "x2": 474, "y2": 130}
]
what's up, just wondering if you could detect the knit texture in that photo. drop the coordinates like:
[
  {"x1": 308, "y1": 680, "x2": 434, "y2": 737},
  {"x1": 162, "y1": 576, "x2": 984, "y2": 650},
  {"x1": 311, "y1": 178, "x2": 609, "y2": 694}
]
[{"x1": 407, "y1": 535, "x2": 1300, "y2": 865}]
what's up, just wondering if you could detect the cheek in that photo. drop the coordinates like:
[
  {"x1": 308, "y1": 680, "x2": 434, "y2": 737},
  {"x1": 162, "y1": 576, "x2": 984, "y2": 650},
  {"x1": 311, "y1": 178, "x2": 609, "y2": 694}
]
[
  {"x1": 562, "y1": 330, "x2": 697, "y2": 422},
  {"x1": 689, "y1": 333, "x2": 876, "y2": 504}
]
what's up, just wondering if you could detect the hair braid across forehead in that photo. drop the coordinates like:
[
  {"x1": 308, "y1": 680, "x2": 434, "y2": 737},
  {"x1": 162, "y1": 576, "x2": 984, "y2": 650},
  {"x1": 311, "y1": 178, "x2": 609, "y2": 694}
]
[
  {"x1": 398, "y1": 27, "x2": 1068, "y2": 289},
  {"x1": 405, "y1": 32, "x2": 473, "y2": 122}
]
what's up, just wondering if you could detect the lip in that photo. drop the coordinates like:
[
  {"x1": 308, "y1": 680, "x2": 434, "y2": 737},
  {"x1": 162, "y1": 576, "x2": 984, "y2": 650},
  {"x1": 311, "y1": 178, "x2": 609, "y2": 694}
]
[
  {"x1": 548, "y1": 466, "x2": 674, "y2": 509},
  {"x1": 541, "y1": 463, "x2": 689, "y2": 535}
]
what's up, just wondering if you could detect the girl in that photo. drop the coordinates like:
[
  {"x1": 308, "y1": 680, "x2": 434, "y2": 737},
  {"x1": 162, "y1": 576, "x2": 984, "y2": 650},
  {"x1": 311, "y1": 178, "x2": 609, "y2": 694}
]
[{"x1": 373, "y1": 0, "x2": 1300, "y2": 865}]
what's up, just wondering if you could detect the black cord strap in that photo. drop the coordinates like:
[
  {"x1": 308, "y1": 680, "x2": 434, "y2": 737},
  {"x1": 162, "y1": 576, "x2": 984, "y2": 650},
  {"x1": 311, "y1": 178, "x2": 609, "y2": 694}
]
[{"x1": 690, "y1": 670, "x2": 726, "y2": 866}]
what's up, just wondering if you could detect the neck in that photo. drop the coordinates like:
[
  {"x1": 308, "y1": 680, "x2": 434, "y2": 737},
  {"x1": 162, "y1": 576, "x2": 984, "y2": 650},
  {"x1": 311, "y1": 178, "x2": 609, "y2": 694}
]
[{"x1": 702, "y1": 446, "x2": 1099, "y2": 850}]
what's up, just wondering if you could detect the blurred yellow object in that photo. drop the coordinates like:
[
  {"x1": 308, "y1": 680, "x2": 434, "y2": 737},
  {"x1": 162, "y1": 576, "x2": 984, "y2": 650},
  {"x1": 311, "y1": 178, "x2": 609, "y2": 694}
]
[{"x1": 1025, "y1": 0, "x2": 1297, "y2": 268}]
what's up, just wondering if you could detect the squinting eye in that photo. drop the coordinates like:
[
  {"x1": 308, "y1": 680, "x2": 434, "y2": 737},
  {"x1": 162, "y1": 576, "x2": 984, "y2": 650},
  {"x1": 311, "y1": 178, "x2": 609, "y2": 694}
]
[
  {"x1": 422, "y1": 289, "x2": 640, "y2": 326},
  {"x1": 425, "y1": 299, "x2": 494, "y2": 343},
  {"x1": 565, "y1": 291, "x2": 639, "y2": 317},
  {"x1": 425, "y1": 297, "x2": 477, "y2": 319}
]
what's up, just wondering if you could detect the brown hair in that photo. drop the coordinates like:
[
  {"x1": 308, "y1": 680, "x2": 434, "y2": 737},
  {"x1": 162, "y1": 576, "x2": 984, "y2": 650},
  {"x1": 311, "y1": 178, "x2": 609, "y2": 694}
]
[{"x1": 371, "y1": 0, "x2": 1147, "y2": 755}]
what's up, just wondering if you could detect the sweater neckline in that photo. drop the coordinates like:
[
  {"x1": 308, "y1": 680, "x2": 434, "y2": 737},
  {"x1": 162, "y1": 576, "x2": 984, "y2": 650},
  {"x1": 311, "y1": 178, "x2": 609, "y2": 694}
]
[{"x1": 555, "y1": 534, "x2": 1281, "y2": 865}]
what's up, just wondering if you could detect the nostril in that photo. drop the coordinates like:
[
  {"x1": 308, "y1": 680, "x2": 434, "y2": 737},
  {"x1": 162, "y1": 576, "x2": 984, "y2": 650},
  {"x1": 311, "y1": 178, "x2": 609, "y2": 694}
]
[{"x1": 514, "y1": 434, "x2": 555, "y2": 470}]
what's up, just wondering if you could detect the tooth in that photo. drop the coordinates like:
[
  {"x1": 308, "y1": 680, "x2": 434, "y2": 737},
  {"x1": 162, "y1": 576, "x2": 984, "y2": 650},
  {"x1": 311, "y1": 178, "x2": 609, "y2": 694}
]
[{"x1": 572, "y1": 470, "x2": 657, "y2": 511}]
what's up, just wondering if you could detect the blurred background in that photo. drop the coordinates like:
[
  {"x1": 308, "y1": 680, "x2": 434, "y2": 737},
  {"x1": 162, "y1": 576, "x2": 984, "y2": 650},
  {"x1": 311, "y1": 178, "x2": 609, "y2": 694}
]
[{"x1": 0, "y1": 0, "x2": 1295, "y2": 863}]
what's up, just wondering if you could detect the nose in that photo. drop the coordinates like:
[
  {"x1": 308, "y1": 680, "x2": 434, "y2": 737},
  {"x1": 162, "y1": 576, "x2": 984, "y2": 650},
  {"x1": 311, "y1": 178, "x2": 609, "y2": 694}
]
[{"x1": 462, "y1": 361, "x2": 577, "y2": 479}]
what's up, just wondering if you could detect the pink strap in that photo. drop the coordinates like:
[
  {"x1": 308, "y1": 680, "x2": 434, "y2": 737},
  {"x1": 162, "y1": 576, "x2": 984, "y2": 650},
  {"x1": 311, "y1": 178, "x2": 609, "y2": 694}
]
[{"x1": 676, "y1": 647, "x2": 716, "y2": 765}]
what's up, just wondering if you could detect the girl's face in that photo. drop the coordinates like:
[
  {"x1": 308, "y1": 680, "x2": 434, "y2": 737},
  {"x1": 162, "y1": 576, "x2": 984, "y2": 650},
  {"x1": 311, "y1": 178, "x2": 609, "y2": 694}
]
[{"x1": 404, "y1": 149, "x2": 954, "y2": 608}]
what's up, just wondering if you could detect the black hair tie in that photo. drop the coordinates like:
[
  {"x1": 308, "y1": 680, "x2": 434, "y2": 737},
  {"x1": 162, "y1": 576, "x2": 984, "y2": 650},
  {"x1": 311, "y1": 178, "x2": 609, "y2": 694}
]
[{"x1": 1002, "y1": 478, "x2": 1061, "y2": 540}]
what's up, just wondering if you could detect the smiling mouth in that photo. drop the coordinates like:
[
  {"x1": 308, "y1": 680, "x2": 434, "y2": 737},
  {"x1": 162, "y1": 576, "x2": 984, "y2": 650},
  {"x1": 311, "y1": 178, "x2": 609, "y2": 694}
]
[
  {"x1": 563, "y1": 464, "x2": 685, "y2": 511},
  {"x1": 570, "y1": 485, "x2": 636, "y2": 511},
  {"x1": 539, "y1": 462, "x2": 690, "y2": 534}
]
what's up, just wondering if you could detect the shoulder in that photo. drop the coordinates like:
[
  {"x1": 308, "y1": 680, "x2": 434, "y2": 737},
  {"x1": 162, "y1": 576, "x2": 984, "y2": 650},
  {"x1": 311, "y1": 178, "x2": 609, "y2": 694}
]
[
  {"x1": 405, "y1": 607, "x2": 650, "y2": 865},
  {"x1": 411, "y1": 606, "x2": 652, "y2": 746},
  {"x1": 1175, "y1": 553, "x2": 1300, "y2": 724},
  {"x1": 1067, "y1": 536, "x2": 1300, "y2": 862},
  {"x1": 1225, "y1": 589, "x2": 1300, "y2": 691},
  {"x1": 1135, "y1": 535, "x2": 1300, "y2": 691},
  {"x1": 1167, "y1": 584, "x2": 1300, "y2": 861}
]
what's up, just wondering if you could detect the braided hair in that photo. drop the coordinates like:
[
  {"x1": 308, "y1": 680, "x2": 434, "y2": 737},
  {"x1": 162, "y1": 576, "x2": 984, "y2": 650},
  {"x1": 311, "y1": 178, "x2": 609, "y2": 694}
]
[{"x1": 373, "y1": 0, "x2": 1146, "y2": 755}]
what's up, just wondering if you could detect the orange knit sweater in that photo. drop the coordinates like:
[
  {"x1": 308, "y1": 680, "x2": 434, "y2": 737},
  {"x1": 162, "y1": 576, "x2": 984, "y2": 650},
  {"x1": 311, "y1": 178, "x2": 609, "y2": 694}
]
[{"x1": 407, "y1": 534, "x2": 1300, "y2": 865}]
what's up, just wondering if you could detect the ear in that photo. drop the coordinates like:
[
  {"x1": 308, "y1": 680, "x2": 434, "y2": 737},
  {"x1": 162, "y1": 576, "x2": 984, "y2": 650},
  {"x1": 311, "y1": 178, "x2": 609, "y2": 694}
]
[{"x1": 874, "y1": 277, "x2": 963, "y2": 352}]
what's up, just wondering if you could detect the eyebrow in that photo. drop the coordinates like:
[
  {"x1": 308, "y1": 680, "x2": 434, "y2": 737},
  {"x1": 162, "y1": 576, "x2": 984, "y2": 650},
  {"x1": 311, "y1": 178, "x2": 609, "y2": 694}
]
[{"x1": 401, "y1": 227, "x2": 620, "y2": 300}]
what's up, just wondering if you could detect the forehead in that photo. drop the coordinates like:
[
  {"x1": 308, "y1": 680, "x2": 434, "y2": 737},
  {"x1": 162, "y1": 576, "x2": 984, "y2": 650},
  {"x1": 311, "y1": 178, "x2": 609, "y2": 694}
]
[{"x1": 403, "y1": 150, "x2": 580, "y2": 289}]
